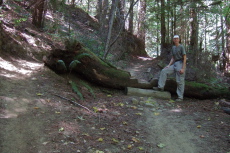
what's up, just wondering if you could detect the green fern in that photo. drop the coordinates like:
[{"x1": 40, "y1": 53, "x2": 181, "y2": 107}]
[
  {"x1": 69, "y1": 60, "x2": 81, "y2": 71},
  {"x1": 80, "y1": 81, "x2": 95, "y2": 99},
  {"x1": 56, "y1": 60, "x2": 67, "y2": 72},
  {"x1": 69, "y1": 81, "x2": 83, "y2": 100}
]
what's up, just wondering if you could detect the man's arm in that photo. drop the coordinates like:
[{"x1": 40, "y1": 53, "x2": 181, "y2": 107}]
[
  {"x1": 180, "y1": 54, "x2": 186, "y2": 74},
  {"x1": 165, "y1": 57, "x2": 175, "y2": 68}
]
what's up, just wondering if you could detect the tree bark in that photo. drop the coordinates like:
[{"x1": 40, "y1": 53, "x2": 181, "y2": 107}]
[
  {"x1": 128, "y1": 0, "x2": 134, "y2": 33},
  {"x1": 103, "y1": 0, "x2": 118, "y2": 60},
  {"x1": 189, "y1": 3, "x2": 199, "y2": 67},
  {"x1": 32, "y1": 0, "x2": 46, "y2": 28},
  {"x1": 160, "y1": 0, "x2": 166, "y2": 49},
  {"x1": 225, "y1": 7, "x2": 230, "y2": 74},
  {"x1": 137, "y1": 0, "x2": 146, "y2": 47}
]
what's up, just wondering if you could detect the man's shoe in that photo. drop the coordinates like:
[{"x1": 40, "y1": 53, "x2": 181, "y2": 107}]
[
  {"x1": 175, "y1": 98, "x2": 183, "y2": 102},
  {"x1": 153, "y1": 87, "x2": 164, "y2": 91}
]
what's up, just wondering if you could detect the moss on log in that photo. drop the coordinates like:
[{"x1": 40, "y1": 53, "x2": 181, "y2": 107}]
[{"x1": 43, "y1": 43, "x2": 132, "y2": 89}]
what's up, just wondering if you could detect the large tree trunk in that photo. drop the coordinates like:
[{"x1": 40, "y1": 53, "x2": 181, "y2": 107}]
[
  {"x1": 32, "y1": 0, "x2": 46, "y2": 28},
  {"x1": 137, "y1": 0, "x2": 146, "y2": 47},
  {"x1": 103, "y1": 0, "x2": 118, "y2": 60},
  {"x1": 128, "y1": 0, "x2": 134, "y2": 33},
  {"x1": 43, "y1": 42, "x2": 134, "y2": 89},
  {"x1": 189, "y1": 3, "x2": 199, "y2": 67},
  {"x1": 226, "y1": 10, "x2": 230, "y2": 74}
]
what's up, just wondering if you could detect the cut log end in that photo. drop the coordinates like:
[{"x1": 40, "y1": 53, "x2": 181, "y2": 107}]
[{"x1": 126, "y1": 87, "x2": 171, "y2": 100}]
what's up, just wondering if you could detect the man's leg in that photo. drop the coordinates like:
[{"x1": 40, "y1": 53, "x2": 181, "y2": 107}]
[
  {"x1": 175, "y1": 61, "x2": 185, "y2": 100},
  {"x1": 158, "y1": 65, "x2": 174, "y2": 89},
  {"x1": 176, "y1": 73, "x2": 185, "y2": 99}
]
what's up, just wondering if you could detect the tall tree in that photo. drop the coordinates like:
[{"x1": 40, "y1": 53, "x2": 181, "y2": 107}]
[
  {"x1": 103, "y1": 0, "x2": 118, "y2": 60},
  {"x1": 137, "y1": 0, "x2": 146, "y2": 46},
  {"x1": 226, "y1": 9, "x2": 230, "y2": 73},
  {"x1": 32, "y1": 0, "x2": 46, "y2": 28},
  {"x1": 189, "y1": 1, "x2": 199, "y2": 67},
  {"x1": 160, "y1": 0, "x2": 166, "y2": 48},
  {"x1": 128, "y1": 0, "x2": 134, "y2": 33},
  {"x1": 96, "y1": 0, "x2": 109, "y2": 34},
  {"x1": 117, "y1": 0, "x2": 125, "y2": 30}
]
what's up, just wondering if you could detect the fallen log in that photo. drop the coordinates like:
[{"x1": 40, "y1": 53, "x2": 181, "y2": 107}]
[
  {"x1": 150, "y1": 78, "x2": 230, "y2": 100},
  {"x1": 126, "y1": 87, "x2": 171, "y2": 100},
  {"x1": 43, "y1": 42, "x2": 132, "y2": 89}
]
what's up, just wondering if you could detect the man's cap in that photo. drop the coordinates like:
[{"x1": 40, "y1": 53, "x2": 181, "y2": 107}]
[{"x1": 173, "y1": 35, "x2": 179, "y2": 39}]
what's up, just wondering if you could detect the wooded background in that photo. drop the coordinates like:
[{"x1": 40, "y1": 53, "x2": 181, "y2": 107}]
[{"x1": 1, "y1": 0, "x2": 230, "y2": 83}]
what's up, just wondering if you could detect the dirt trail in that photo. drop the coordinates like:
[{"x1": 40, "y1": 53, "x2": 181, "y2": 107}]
[
  {"x1": 144, "y1": 109, "x2": 198, "y2": 153},
  {"x1": 0, "y1": 56, "x2": 229, "y2": 153}
]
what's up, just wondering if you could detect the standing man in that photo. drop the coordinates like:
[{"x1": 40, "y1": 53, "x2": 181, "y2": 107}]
[{"x1": 153, "y1": 35, "x2": 187, "y2": 101}]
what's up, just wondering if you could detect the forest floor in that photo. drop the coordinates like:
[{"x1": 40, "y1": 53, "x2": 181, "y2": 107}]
[{"x1": 0, "y1": 54, "x2": 229, "y2": 153}]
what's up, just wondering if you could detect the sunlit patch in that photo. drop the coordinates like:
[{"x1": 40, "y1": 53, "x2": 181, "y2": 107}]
[
  {"x1": 21, "y1": 33, "x2": 37, "y2": 46},
  {"x1": 170, "y1": 108, "x2": 183, "y2": 113},
  {"x1": 0, "y1": 57, "x2": 42, "y2": 79},
  {"x1": 0, "y1": 97, "x2": 30, "y2": 118},
  {"x1": 137, "y1": 56, "x2": 153, "y2": 61}
]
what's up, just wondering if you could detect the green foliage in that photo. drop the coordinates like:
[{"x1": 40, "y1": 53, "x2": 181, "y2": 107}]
[
  {"x1": 13, "y1": 18, "x2": 27, "y2": 26},
  {"x1": 69, "y1": 81, "x2": 83, "y2": 100},
  {"x1": 56, "y1": 60, "x2": 67, "y2": 72},
  {"x1": 80, "y1": 81, "x2": 95, "y2": 99},
  {"x1": 69, "y1": 60, "x2": 81, "y2": 71}
]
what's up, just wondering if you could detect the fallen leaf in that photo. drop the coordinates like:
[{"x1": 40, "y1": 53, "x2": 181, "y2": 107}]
[
  {"x1": 169, "y1": 99, "x2": 175, "y2": 103},
  {"x1": 82, "y1": 133, "x2": 90, "y2": 136},
  {"x1": 197, "y1": 125, "x2": 202, "y2": 128},
  {"x1": 127, "y1": 144, "x2": 133, "y2": 149},
  {"x1": 59, "y1": 127, "x2": 64, "y2": 132},
  {"x1": 135, "y1": 113, "x2": 142, "y2": 116},
  {"x1": 42, "y1": 141, "x2": 49, "y2": 145},
  {"x1": 131, "y1": 106, "x2": 137, "y2": 109},
  {"x1": 34, "y1": 107, "x2": 39, "y2": 109},
  {"x1": 138, "y1": 147, "x2": 144, "y2": 150},
  {"x1": 95, "y1": 150, "x2": 104, "y2": 153},
  {"x1": 97, "y1": 138, "x2": 103, "y2": 142},
  {"x1": 77, "y1": 116, "x2": 85, "y2": 120},
  {"x1": 112, "y1": 138, "x2": 119, "y2": 143},
  {"x1": 122, "y1": 121, "x2": 128, "y2": 125},
  {"x1": 36, "y1": 93, "x2": 43, "y2": 96},
  {"x1": 100, "y1": 127, "x2": 106, "y2": 130},
  {"x1": 117, "y1": 103, "x2": 124, "y2": 107},
  {"x1": 154, "y1": 112, "x2": 160, "y2": 116},
  {"x1": 55, "y1": 111, "x2": 60, "y2": 114},
  {"x1": 107, "y1": 95, "x2": 112, "y2": 97},
  {"x1": 132, "y1": 137, "x2": 140, "y2": 143},
  {"x1": 200, "y1": 135, "x2": 205, "y2": 138},
  {"x1": 157, "y1": 143, "x2": 166, "y2": 148},
  {"x1": 93, "y1": 107, "x2": 99, "y2": 113}
]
